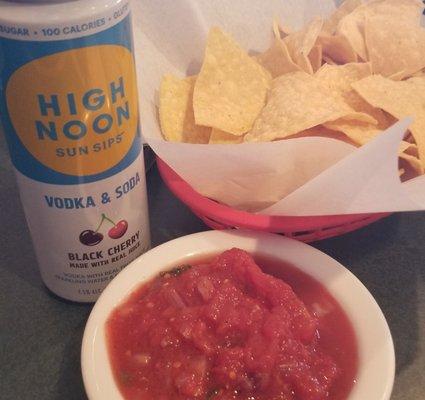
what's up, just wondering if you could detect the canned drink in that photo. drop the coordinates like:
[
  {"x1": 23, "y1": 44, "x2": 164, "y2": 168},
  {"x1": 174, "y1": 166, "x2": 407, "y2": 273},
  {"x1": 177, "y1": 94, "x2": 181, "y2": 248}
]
[{"x1": 0, "y1": 0, "x2": 151, "y2": 302}]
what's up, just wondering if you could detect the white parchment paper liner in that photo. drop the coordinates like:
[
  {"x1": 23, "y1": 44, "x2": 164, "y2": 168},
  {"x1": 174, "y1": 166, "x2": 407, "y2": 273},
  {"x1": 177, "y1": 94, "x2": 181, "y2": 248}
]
[{"x1": 132, "y1": 0, "x2": 425, "y2": 216}]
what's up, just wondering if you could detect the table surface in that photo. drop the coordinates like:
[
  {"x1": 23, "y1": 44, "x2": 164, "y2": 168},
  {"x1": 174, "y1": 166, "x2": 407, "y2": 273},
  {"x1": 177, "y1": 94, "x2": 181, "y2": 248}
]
[{"x1": 0, "y1": 135, "x2": 424, "y2": 400}]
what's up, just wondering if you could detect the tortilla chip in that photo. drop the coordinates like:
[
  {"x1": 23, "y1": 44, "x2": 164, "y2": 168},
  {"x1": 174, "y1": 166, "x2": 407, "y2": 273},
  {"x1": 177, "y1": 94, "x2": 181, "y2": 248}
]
[
  {"x1": 400, "y1": 153, "x2": 424, "y2": 175},
  {"x1": 407, "y1": 77, "x2": 425, "y2": 88},
  {"x1": 315, "y1": 62, "x2": 387, "y2": 126},
  {"x1": 352, "y1": 75, "x2": 425, "y2": 167},
  {"x1": 209, "y1": 128, "x2": 243, "y2": 144},
  {"x1": 273, "y1": 18, "x2": 293, "y2": 38},
  {"x1": 388, "y1": 70, "x2": 408, "y2": 81},
  {"x1": 323, "y1": 119, "x2": 380, "y2": 145},
  {"x1": 245, "y1": 71, "x2": 365, "y2": 142},
  {"x1": 159, "y1": 75, "x2": 211, "y2": 143},
  {"x1": 318, "y1": 34, "x2": 358, "y2": 64},
  {"x1": 336, "y1": 0, "x2": 423, "y2": 62},
  {"x1": 286, "y1": 125, "x2": 357, "y2": 146},
  {"x1": 322, "y1": 55, "x2": 337, "y2": 65},
  {"x1": 399, "y1": 139, "x2": 423, "y2": 176},
  {"x1": 410, "y1": 69, "x2": 425, "y2": 78},
  {"x1": 343, "y1": 112, "x2": 378, "y2": 125},
  {"x1": 336, "y1": 7, "x2": 368, "y2": 61},
  {"x1": 398, "y1": 135, "x2": 423, "y2": 176},
  {"x1": 367, "y1": 0, "x2": 423, "y2": 22},
  {"x1": 316, "y1": 62, "x2": 371, "y2": 91},
  {"x1": 308, "y1": 45, "x2": 323, "y2": 73},
  {"x1": 324, "y1": 113, "x2": 406, "y2": 147},
  {"x1": 399, "y1": 140, "x2": 417, "y2": 155},
  {"x1": 365, "y1": 15, "x2": 425, "y2": 79},
  {"x1": 193, "y1": 27, "x2": 271, "y2": 135},
  {"x1": 322, "y1": 0, "x2": 363, "y2": 35},
  {"x1": 284, "y1": 17, "x2": 323, "y2": 74},
  {"x1": 255, "y1": 38, "x2": 301, "y2": 78}
]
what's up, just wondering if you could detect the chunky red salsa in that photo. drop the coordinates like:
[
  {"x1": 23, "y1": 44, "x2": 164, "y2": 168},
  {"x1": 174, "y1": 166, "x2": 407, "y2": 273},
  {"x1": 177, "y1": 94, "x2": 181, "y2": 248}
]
[{"x1": 107, "y1": 248, "x2": 358, "y2": 400}]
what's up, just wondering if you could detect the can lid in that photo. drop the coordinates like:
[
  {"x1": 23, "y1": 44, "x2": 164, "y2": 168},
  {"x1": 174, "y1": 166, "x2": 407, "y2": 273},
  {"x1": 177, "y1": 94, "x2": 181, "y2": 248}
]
[{"x1": 0, "y1": 0, "x2": 126, "y2": 27}]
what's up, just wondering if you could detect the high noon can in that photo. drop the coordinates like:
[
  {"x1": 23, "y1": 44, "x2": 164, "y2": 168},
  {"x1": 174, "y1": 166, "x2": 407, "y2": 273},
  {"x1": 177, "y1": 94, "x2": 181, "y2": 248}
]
[{"x1": 0, "y1": 0, "x2": 150, "y2": 302}]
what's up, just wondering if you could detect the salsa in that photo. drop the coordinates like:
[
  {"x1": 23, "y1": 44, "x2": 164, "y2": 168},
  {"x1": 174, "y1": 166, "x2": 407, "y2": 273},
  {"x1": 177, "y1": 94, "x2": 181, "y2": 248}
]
[{"x1": 106, "y1": 248, "x2": 358, "y2": 400}]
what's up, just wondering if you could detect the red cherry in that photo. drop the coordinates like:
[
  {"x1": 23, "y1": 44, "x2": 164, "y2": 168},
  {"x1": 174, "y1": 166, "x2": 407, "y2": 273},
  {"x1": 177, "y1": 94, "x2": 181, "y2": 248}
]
[{"x1": 108, "y1": 220, "x2": 128, "y2": 239}]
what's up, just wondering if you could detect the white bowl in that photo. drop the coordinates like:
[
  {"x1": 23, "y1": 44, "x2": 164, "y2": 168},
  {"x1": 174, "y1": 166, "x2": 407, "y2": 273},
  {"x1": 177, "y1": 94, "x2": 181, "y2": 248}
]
[{"x1": 81, "y1": 230, "x2": 394, "y2": 400}]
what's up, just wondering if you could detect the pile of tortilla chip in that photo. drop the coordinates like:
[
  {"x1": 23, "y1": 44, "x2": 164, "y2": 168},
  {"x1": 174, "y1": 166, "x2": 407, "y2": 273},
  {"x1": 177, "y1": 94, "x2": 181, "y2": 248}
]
[{"x1": 158, "y1": 0, "x2": 425, "y2": 179}]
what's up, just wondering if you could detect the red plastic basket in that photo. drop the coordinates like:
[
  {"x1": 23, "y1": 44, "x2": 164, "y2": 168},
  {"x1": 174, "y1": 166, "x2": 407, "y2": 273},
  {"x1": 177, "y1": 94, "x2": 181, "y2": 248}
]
[{"x1": 157, "y1": 157, "x2": 390, "y2": 242}]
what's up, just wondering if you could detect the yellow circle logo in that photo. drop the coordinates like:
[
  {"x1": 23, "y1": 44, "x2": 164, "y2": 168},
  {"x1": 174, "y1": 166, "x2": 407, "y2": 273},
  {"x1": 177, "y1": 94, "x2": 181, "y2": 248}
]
[{"x1": 6, "y1": 45, "x2": 138, "y2": 176}]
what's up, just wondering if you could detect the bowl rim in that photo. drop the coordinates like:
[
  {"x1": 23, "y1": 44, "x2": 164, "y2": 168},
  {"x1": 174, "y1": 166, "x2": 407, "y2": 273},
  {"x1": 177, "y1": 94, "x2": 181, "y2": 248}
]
[{"x1": 81, "y1": 230, "x2": 395, "y2": 400}]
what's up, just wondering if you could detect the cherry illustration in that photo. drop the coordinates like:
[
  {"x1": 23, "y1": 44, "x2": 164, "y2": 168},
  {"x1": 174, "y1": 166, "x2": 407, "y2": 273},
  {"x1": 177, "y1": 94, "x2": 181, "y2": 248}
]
[
  {"x1": 79, "y1": 213, "x2": 128, "y2": 245},
  {"x1": 102, "y1": 214, "x2": 128, "y2": 239},
  {"x1": 108, "y1": 220, "x2": 128, "y2": 239},
  {"x1": 79, "y1": 215, "x2": 106, "y2": 246},
  {"x1": 79, "y1": 230, "x2": 103, "y2": 246}
]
